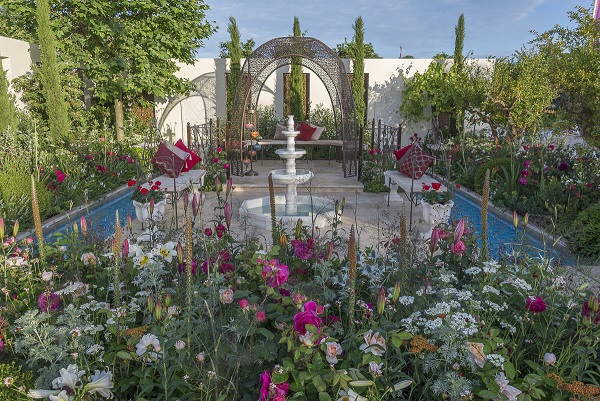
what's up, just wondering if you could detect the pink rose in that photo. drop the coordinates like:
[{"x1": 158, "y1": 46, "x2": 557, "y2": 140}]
[
  {"x1": 239, "y1": 299, "x2": 249, "y2": 309},
  {"x1": 293, "y1": 301, "x2": 322, "y2": 334},
  {"x1": 526, "y1": 296, "x2": 547, "y2": 313},
  {"x1": 255, "y1": 310, "x2": 266, "y2": 322}
]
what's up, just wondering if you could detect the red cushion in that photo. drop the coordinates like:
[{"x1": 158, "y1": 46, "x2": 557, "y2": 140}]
[
  {"x1": 297, "y1": 122, "x2": 316, "y2": 141},
  {"x1": 151, "y1": 141, "x2": 189, "y2": 178},
  {"x1": 397, "y1": 143, "x2": 435, "y2": 179},
  {"x1": 175, "y1": 139, "x2": 201, "y2": 172},
  {"x1": 393, "y1": 145, "x2": 411, "y2": 160}
]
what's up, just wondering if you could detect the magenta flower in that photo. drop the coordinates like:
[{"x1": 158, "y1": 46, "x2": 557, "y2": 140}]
[
  {"x1": 38, "y1": 292, "x2": 60, "y2": 313},
  {"x1": 293, "y1": 301, "x2": 322, "y2": 334},
  {"x1": 519, "y1": 177, "x2": 528, "y2": 186},
  {"x1": 430, "y1": 227, "x2": 440, "y2": 254},
  {"x1": 523, "y1": 160, "x2": 531, "y2": 168},
  {"x1": 557, "y1": 161, "x2": 569, "y2": 171},
  {"x1": 450, "y1": 240, "x2": 466, "y2": 255},
  {"x1": 55, "y1": 169, "x2": 66, "y2": 183},
  {"x1": 521, "y1": 169, "x2": 529, "y2": 177},
  {"x1": 582, "y1": 297, "x2": 600, "y2": 324},
  {"x1": 291, "y1": 238, "x2": 315, "y2": 260},
  {"x1": 526, "y1": 296, "x2": 547, "y2": 313},
  {"x1": 261, "y1": 259, "x2": 290, "y2": 288},
  {"x1": 259, "y1": 371, "x2": 271, "y2": 401},
  {"x1": 216, "y1": 224, "x2": 226, "y2": 238},
  {"x1": 204, "y1": 227, "x2": 212, "y2": 236}
]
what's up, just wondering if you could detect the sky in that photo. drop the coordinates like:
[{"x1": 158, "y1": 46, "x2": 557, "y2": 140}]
[{"x1": 195, "y1": 0, "x2": 586, "y2": 59}]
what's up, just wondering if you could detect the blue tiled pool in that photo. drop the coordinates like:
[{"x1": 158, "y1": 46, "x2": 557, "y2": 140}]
[
  {"x1": 47, "y1": 191, "x2": 135, "y2": 241},
  {"x1": 450, "y1": 193, "x2": 574, "y2": 265},
  {"x1": 47, "y1": 189, "x2": 574, "y2": 264}
]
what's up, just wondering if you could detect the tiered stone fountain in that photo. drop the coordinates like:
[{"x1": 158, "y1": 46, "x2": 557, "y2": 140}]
[{"x1": 240, "y1": 116, "x2": 336, "y2": 230}]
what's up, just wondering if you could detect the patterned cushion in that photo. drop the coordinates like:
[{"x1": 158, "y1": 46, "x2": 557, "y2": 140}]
[
  {"x1": 174, "y1": 139, "x2": 201, "y2": 172},
  {"x1": 297, "y1": 122, "x2": 316, "y2": 141},
  {"x1": 151, "y1": 141, "x2": 189, "y2": 178},
  {"x1": 397, "y1": 143, "x2": 435, "y2": 179},
  {"x1": 274, "y1": 124, "x2": 286, "y2": 140}
]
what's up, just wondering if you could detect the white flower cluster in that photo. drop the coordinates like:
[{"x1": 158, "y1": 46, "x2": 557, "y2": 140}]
[
  {"x1": 487, "y1": 353, "x2": 505, "y2": 368},
  {"x1": 482, "y1": 285, "x2": 500, "y2": 296},
  {"x1": 448, "y1": 312, "x2": 479, "y2": 336},
  {"x1": 398, "y1": 296, "x2": 414, "y2": 305},
  {"x1": 481, "y1": 261, "x2": 500, "y2": 274}
]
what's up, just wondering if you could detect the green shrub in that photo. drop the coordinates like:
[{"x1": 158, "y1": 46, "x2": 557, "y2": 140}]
[
  {"x1": 567, "y1": 203, "x2": 600, "y2": 260},
  {"x1": 0, "y1": 172, "x2": 54, "y2": 230},
  {"x1": 473, "y1": 157, "x2": 512, "y2": 194}
]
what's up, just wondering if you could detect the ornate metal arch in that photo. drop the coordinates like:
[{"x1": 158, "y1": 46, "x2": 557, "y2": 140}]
[{"x1": 230, "y1": 36, "x2": 358, "y2": 177}]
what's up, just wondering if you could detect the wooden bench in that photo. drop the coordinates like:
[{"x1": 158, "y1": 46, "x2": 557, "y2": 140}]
[{"x1": 384, "y1": 170, "x2": 447, "y2": 206}]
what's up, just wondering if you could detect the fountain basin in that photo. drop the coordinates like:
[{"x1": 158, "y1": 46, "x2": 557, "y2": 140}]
[
  {"x1": 276, "y1": 149, "x2": 306, "y2": 159},
  {"x1": 240, "y1": 195, "x2": 337, "y2": 231},
  {"x1": 270, "y1": 169, "x2": 314, "y2": 185}
]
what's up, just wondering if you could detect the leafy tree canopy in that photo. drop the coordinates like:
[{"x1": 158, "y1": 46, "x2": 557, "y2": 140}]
[{"x1": 335, "y1": 38, "x2": 381, "y2": 59}]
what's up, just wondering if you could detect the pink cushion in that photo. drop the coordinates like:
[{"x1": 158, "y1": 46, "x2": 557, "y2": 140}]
[
  {"x1": 397, "y1": 143, "x2": 435, "y2": 179},
  {"x1": 309, "y1": 124, "x2": 325, "y2": 141},
  {"x1": 151, "y1": 141, "x2": 189, "y2": 178},
  {"x1": 393, "y1": 145, "x2": 411, "y2": 160},
  {"x1": 175, "y1": 139, "x2": 201, "y2": 172},
  {"x1": 297, "y1": 122, "x2": 316, "y2": 141}
]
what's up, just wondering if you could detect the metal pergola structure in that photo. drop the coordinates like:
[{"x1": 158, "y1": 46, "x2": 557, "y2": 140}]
[{"x1": 229, "y1": 36, "x2": 358, "y2": 178}]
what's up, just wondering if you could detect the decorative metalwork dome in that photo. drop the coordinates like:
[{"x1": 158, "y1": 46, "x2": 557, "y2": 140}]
[{"x1": 230, "y1": 36, "x2": 358, "y2": 177}]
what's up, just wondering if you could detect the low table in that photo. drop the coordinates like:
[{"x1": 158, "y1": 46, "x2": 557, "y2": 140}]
[
  {"x1": 384, "y1": 170, "x2": 446, "y2": 206},
  {"x1": 139, "y1": 169, "x2": 206, "y2": 229}
]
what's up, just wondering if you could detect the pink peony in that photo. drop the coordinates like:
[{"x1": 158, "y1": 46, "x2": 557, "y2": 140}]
[
  {"x1": 526, "y1": 296, "x2": 547, "y2": 313},
  {"x1": 293, "y1": 301, "x2": 322, "y2": 334}
]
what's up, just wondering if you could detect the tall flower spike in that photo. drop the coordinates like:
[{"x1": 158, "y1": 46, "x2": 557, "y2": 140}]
[
  {"x1": 399, "y1": 207, "x2": 407, "y2": 254},
  {"x1": 0, "y1": 216, "x2": 4, "y2": 239},
  {"x1": 224, "y1": 202, "x2": 231, "y2": 230},
  {"x1": 31, "y1": 175, "x2": 45, "y2": 265},
  {"x1": 13, "y1": 219, "x2": 19, "y2": 237},
  {"x1": 122, "y1": 239, "x2": 129, "y2": 261},
  {"x1": 191, "y1": 193, "x2": 200, "y2": 218},
  {"x1": 347, "y1": 225, "x2": 357, "y2": 332},
  {"x1": 80, "y1": 216, "x2": 88, "y2": 237},
  {"x1": 226, "y1": 177, "x2": 233, "y2": 198},
  {"x1": 454, "y1": 219, "x2": 465, "y2": 243},
  {"x1": 377, "y1": 287, "x2": 386, "y2": 316}
]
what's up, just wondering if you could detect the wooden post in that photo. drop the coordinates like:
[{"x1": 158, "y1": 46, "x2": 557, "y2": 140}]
[
  {"x1": 186, "y1": 122, "x2": 191, "y2": 148},
  {"x1": 396, "y1": 124, "x2": 402, "y2": 149},
  {"x1": 370, "y1": 118, "x2": 375, "y2": 150},
  {"x1": 377, "y1": 119, "x2": 382, "y2": 150},
  {"x1": 209, "y1": 119, "x2": 214, "y2": 149}
]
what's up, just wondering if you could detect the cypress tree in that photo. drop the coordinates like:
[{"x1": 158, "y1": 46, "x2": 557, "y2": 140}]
[
  {"x1": 351, "y1": 17, "x2": 365, "y2": 128},
  {"x1": 226, "y1": 16, "x2": 242, "y2": 120},
  {"x1": 453, "y1": 14, "x2": 465, "y2": 72},
  {"x1": 35, "y1": 0, "x2": 71, "y2": 142},
  {"x1": 0, "y1": 65, "x2": 18, "y2": 132},
  {"x1": 290, "y1": 16, "x2": 304, "y2": 121}
]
